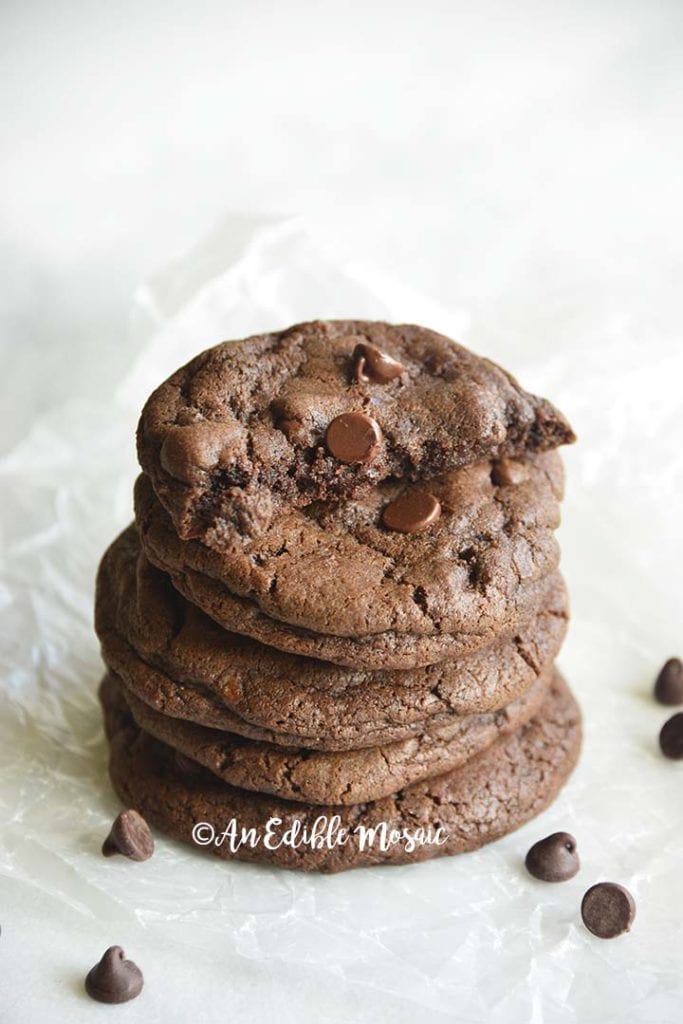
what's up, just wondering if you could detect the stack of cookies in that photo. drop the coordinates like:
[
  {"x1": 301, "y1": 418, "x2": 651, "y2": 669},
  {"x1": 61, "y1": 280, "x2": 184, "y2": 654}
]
[{"x1": 95, "y1": 320, "x2": 581, "y2": 873}]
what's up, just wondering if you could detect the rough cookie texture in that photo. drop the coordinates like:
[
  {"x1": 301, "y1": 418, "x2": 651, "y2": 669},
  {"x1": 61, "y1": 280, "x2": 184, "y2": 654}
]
[
  {"x1": 102, "y1": 670, "x2": 550, "y2": 805},
  {"x1": 102, "y1": 670, "x2": 582, "y2": 873},
  {"x1": 137, "y1": 320, "x2": 575, "y2": 542},
  {"x1": 96, "y1": 527, "x2": 568, "y2": 748},
  {"x1": 136, "y1": 547, "x2": 563, "y2": 671},
  {"x1": 135, "y1": 452, "x2": 565, "y2": 671}
]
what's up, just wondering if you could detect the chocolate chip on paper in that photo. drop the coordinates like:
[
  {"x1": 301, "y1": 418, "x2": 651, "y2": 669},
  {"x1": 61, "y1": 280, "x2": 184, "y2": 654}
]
[
  {"x1": 654, "y1": 658, "x2": 683, "y2": 706},
  {"x1": 659, "y1": 712, "x2": 683, "y2": 759},
  {"x1": 525, "y1": 831, "x2": 580, "y2": 882},
  {"x1": 85, "y1": 946, "x2": 144, "y2": 1003},
  {"x1": 102, "y1": 809, "x2": 154, "y2": 861},
  {"x1": 581, "y1": 882, "x2": 636, "y2": 938}
]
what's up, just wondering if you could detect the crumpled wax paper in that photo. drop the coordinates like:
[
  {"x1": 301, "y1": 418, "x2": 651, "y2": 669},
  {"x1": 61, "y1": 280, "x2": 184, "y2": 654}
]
[{"x1": 1, "y1": 216, "x2": 682, "y2": 1024}]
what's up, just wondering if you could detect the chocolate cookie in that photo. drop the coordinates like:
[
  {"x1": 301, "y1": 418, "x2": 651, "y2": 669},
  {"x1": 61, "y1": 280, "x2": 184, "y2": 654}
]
[
  {"x1": 136, "y1": 321, "x2": 575, "y2": 544},
  {"x1": 138, "y1": 547, "x2": 563, "y2": 670},
  {"x1": 96, "y1": 527, "x2": 568, "y2": 747},
  {"x1": 102, "y1": 668, "x2": 550, "y2": 804},
  {"x1": 141, "y1": 558, "x2": 563, "y2": 671},
  {"x1": 135, "y1": 441, "x2": 563, "y2": 639},
  {"x1": 102, "y1": 669, "x2": 582, "y2": 872}
]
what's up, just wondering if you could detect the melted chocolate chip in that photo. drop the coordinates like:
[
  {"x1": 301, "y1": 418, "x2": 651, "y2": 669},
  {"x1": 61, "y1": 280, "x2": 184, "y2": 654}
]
[
  {"x1": 382, "y1": 491, "x2": 442, "y2": 534},
  {"x1": 159, "y1": 421, "x2": 242, "y2": 483},
  {"x1": 353, "y1": 342, "x2": 405, "y2": 384},
  {"x1": 491, "y1": 458, "x2": 528, "y2": 487},
  {"x1": 102, "y1": 809, "x2": 154, "y2": 861},
  {"x1": 654, "y1": 658, "x2": 683, "y2": 706},
  {"x1": 581, "y1": 883, "x2": 636, "y2": 938},
  {"x1": 85, "y1": 946, "x2": 144, "y2": 1004},
  {"x1": 525, "y1": 831, "x2": 580, "y2": 881},
  {"x1": 659, "y1": 712, "x2": 683, "y2": 758},
  {"x1": 325, "y1": 412, "x2": 382, "y2": 463}
]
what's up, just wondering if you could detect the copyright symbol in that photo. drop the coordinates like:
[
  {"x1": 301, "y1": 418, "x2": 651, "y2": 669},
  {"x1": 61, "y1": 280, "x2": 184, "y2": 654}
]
[{"x1": 191, "y1": 822, "x2": 215, "y2": 846}]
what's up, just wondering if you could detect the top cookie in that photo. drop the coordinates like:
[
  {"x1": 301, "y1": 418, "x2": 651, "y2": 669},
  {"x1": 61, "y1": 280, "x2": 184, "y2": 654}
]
[{"x1": 137, "y1": 320, "x2": 575, "y2": 541}]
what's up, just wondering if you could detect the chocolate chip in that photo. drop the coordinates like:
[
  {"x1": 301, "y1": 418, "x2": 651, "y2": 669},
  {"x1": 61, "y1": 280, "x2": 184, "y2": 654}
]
[
  {"x1": 659, "y1": 712, "x2": 683, "y2": 758},
  {"x1": 102, "y1": 809, "x2": 154, "y2": 861},
  {"x1": 85, "y1": 946, "x2": 144, "y2": 1004},
  {"x1": 491, "y1": 458, "x2": 527, "y2": 486},
  {"x1": 353, "y1": 342, "x2": 405, "y2": 384},
  {"x1": 654, "y1": 658, "x2": 683, "y2": 705},
  {"x1": 382, "y1": 491, "x2": 442, "y2": 534},
  {"x1": 525, "y1": 831, "x2": 580, "y2": 882},
  {"x1": 581, "y1": 883, "x2": 636, "y2": 938},
  {"x1": 325, "y1": 412, "x2": 382, "y2": 463},
  {"x1": 159, "y1": 421, "x2": 243, "y2": 483}
]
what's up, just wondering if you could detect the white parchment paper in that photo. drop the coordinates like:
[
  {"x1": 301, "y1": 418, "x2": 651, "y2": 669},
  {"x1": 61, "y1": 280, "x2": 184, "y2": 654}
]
[{"x1": 1, "y1": 217, "x2": 682, "y2": 1024}]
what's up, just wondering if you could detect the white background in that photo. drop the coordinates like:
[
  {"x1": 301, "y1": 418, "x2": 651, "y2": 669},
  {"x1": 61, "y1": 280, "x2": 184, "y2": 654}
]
[{"x1": 1, "y1": 2, "x2": 682, "y2": 1022}]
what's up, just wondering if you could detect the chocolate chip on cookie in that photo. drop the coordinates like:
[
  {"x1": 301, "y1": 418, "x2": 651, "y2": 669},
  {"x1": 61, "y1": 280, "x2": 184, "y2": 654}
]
[
  {"x1": 382, "y1": 490, "x2": 441, "y2": 534},
  {"x1": 159, "y1": 421, "x2": 246, "y2": 485},
  {"x1": 654, "y1": 658, "x2": 683, "y2": 706},
  {"x1": 325, "y1": 412, "x2": 382, "y2": 463},
  {"x1": 491, "y1": 458, "x2": 528, "y2": 487},
  {"x1": 352, "y1": 341, "x2": 405, "y2": 384},
  {"x1": 102, "y1": 809, "x2": 154, "y2": 861},
  {"x1": 525, "y1": 831, "x2": 579, "y2": 881},
  {"x1": 581, "y1": 883, "x2": 635, "y2": 938},
  {"x1": 85, "y1": 946, "x2": 144, "y2": 1003}
]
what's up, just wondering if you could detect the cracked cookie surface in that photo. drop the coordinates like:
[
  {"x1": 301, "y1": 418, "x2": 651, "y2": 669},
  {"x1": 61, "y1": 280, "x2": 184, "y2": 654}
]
[
  {"x1": 102, "y1": 669, "x2": 581, "y2": 872},
  {"x1": 102, "y1": 669, "x2": 550, "y2": 805},
  {"x1": 96, "y1": 526, "x2": 568, "y2": 747}
]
